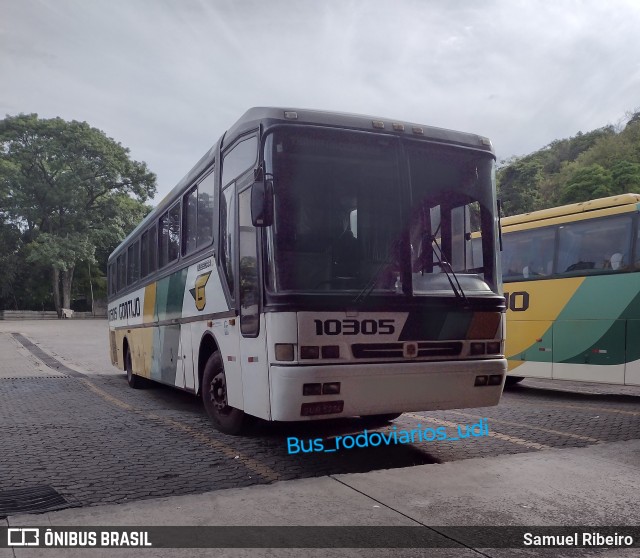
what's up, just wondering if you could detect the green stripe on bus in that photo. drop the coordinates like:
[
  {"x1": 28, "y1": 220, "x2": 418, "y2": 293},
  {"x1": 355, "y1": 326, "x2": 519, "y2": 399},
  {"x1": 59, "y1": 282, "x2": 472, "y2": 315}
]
[
  {"x1": 555, "y1": 274, "x2": 639, "y2": 322},
  {"x1": 155, "y1": 268, "x2": 189, "y2": 321}
]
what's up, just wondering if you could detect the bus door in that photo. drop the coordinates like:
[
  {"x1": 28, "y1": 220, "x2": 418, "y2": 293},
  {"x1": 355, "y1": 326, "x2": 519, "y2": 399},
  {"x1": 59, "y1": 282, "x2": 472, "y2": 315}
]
[{"x1": 236, "y1": 182, "x2": 270, "y2": 420}]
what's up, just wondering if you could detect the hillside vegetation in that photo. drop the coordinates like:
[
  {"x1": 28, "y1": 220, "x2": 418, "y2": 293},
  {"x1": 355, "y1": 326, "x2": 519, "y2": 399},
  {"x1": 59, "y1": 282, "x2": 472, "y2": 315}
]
[{"x1": 498, "y1": 111, "x2": 640, "y2": 216}]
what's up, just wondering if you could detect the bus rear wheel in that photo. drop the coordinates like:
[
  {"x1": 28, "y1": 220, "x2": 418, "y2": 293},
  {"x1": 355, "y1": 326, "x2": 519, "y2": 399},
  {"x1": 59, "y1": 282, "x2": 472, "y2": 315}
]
[
  {"x1": 125, "y1": 348, "x2": 143, "y2": 389},
  {"x1": 202, "y1": 352, "x2": 245, "y2": 435}
]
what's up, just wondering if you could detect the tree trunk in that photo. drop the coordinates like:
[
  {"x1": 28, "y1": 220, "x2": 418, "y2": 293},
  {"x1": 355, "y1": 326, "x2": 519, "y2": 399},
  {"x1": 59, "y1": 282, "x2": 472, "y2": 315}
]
[
  {"x1": 52, "y1": 267, "x2": 61, "y2": 318},
  {"x1": 61, "y1": 266, "x2": 74, "y2": 310}
]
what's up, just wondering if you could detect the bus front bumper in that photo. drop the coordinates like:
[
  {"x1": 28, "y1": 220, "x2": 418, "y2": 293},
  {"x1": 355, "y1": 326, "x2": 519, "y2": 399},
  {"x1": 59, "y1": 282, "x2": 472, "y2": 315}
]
[{"x1": 269, "y1": 358, "x2": 507, "y2": 421}]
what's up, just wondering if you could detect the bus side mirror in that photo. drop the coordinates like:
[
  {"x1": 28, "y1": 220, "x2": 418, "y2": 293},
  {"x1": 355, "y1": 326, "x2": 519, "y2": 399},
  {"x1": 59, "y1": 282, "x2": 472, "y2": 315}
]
[{"x1": 251, "y1": 180, "x2": 274, "y2": 227}]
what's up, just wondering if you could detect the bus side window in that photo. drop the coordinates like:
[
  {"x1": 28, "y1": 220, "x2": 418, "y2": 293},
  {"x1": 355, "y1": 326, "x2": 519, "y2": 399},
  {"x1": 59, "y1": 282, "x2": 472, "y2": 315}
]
[
  {"x1": 197, "y1": 169, "x2": 215, "y2": 248},
  {"x1": 558, "y1": 216, "x2": 632, "y2": 275},
  {"x1": 183, "y1": 186, "x2": 198, "y2": 255},
  {"x1": 127, "y1": 241, "x2": 140, "y2": 285},
  {"x1": 117, "y1": 253, "x2": 126, "y2": 292},
  {"x1": 239, "y1": 187, "x2": 259, "y2": 335},
  {"x1": 221, "y1": 136, "x2": 258, "y2": 187},
  {"x1": 220, "y1": 184, "x2": 236, "y2": 299}
]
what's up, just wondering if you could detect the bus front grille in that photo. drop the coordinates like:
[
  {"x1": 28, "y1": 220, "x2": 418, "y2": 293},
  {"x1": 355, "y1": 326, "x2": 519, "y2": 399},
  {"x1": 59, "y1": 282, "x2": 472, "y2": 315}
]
[{"x1": 351, "y1": 342, "x2": 463, "y2": 359}]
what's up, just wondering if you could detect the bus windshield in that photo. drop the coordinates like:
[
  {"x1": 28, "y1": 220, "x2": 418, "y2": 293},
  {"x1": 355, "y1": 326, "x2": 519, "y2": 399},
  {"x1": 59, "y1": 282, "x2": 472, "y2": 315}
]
[{"x1": 264, "y1": 127, "x2": 498, "y2": 297}]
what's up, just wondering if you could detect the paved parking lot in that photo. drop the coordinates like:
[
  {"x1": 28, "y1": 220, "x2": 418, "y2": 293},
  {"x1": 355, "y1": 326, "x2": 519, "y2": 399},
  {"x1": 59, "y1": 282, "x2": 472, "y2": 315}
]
[{"x1": 1, "y1": 320, "x2": 640, "y2": 515}]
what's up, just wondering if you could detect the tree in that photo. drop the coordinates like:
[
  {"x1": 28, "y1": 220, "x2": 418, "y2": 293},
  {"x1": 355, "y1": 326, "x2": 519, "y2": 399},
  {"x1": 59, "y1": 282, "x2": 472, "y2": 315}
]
[
  {"x1": 560, "y1": 164, "x2": 613, "y2": 204},
  {"x1": 610, "y1": 161, "x2": 640, "y2": 194},
  {"x1": 0, "y1": 114, "x2": 156, "y2": 316},
  {"x1": 497, "y1": 157, "x2": 543, "y2": 215}
]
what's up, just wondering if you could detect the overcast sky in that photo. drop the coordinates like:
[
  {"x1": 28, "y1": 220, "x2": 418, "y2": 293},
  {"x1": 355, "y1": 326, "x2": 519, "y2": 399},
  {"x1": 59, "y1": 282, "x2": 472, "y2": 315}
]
[{"x1": 3, "y1": 0, "x2": 640, "y2": 203}]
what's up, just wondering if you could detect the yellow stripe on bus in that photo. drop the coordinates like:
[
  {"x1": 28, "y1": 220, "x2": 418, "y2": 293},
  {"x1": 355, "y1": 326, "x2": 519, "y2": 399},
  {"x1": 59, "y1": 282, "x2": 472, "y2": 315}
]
[
  {"x1": 143, "y1": 282, "x2": 156, "y2": 322},
  {"x1": 506, "y1": 277, "x2": 584, "y2": 371}
]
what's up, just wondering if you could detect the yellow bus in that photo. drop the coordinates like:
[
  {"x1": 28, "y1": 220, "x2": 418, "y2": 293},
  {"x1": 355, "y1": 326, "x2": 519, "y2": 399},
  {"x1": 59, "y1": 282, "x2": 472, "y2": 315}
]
[{"x1": 500, "y1": 193, "x2": 640, "y2": 386}]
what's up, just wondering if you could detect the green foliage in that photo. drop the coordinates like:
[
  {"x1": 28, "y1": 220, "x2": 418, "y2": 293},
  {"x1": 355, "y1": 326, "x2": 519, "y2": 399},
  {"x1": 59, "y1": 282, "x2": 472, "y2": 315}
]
[
  {"x1": 498, "y1": 116, "x2": 640, "y2": 216},
  {"x1": 26, "y1": 233, "x2": 96, "y2": 270},
  {"x1": 497, "y1": 158, "x2": 543, "y2": 215},
  {"x1": 560, "y1": 164, "x2": 613, "y2": 203},
  {"x1": 0, "y1": 113, "x2": 156, "y2": 312}
]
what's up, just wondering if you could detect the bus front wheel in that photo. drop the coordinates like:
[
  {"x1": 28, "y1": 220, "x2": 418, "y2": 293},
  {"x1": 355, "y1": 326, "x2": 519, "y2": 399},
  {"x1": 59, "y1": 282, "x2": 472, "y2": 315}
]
[
  {"x1": 202, "y1": 352, "x2": 245, "y2": 435},
  {"x1": 125, "y1": 348, "x2": 143, "y2": 389}
]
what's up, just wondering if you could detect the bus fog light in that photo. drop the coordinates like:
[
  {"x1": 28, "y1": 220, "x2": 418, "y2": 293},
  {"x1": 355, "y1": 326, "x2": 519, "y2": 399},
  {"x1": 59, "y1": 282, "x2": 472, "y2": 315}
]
[
  {"x1": 474, "y1": 375, "x2": 489, "y2": 386},
  {"x1": 275, "y1": 344, "x2": 294, "y2": 361},
  {"x1": 470, "y1": 342, "x2": 486, "y2": 355},
  {"x1": 486, "y1": 342, "x2": 501, "y2": 354},
  {"x1": 303, "y1": 383, "x2": 322, "y2": 396},
  {"x1": 488, "y1": 374, "x2": 503, "y2": 386},
  {"x1": 300, "y1": 346, "x2": 320, "y2": 359},
  {"x1": 321, "y1": 345, "x2": 340, "y2": 359},
  {"x1": 322, "y1": 382, "x2": 340, "y2": 395}
]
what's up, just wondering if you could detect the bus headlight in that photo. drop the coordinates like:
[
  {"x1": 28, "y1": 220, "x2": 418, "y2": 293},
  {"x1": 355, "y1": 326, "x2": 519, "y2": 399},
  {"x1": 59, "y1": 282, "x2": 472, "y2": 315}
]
[{"x1": 275, "y1": 344, "x2": 295, "y2": 361}]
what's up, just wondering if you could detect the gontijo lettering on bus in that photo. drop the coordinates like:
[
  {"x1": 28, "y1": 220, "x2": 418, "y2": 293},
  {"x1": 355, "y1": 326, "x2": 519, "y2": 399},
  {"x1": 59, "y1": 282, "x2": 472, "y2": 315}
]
[{"x1": 108, "y1": 297, "x2": 141, "y2": 321}]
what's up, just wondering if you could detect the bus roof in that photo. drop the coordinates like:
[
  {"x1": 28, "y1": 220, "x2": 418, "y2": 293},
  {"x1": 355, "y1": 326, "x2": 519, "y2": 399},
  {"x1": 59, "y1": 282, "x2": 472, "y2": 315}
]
[
  {"x1": 224, "y1": 107, "x2": 495, "y2": 154},
  {"x1": 109, "y1": 107, "x2": 495, "y2": 263},
  {"x1": 502, "y1": 193, "x2": 640, "y2": 228}
]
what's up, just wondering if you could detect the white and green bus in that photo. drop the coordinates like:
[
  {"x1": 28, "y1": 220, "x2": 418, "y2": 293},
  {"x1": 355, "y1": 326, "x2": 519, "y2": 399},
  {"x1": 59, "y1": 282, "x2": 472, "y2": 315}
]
[
  {"x1": 501, "y1": 193, "x2": 640, "y2": 387},
  {"x1": 107, "y1": 107, "x2": 506, "y2": 434}
]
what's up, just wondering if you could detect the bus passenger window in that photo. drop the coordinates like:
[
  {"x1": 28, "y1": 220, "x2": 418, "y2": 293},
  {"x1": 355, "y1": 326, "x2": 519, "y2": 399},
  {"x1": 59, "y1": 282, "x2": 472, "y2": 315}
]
[
  {"x1": 117, "y1": 253, "x2": 126, "y2": 292},
  {"x1": 127, "y1": 241, "x2": 139, "y2": 285},
  {"x1": 183, "y1": 187, "x2": 198, "y2": 255},
  {"x1": 197, "y1": 171, "x2": 215, "y2": 248},
  {"x1": 159, "y1": 213, "x2": 169, "y2": 267},
  {"x1": 141, "y1": 231, "x2": 149, "y2": 277},
  {"x1": 148, "y1": 225, "x2": 157, "y2": 274},
  {"x1": 168, "y1": 203, "x2": 181, "y2": 263},
  {"x1": 558, "y1": 216, "x2": 632, "y2": 275}
]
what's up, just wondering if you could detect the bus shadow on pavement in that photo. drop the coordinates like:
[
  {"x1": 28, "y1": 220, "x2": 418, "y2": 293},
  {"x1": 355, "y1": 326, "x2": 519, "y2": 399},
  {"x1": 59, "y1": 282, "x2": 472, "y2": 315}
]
[
  {"x1": 109, "y1": 374, "x2": 442, "y2": 474},
  {"x1": 504, "y1": 381, "x2": 640, "y2": 404}
]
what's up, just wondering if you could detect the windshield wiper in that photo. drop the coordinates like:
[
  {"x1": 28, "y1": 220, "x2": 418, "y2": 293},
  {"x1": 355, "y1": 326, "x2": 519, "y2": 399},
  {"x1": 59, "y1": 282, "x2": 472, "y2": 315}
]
[
  {"x1": 352, "y1": 258, "x2": 398, "y2": 304},
  {"x1": 427, "y1": 233, "x2": 469, "y2": 304},
  {"x1": 353, "y1": 238, "x2": 404, "y2": 304}
]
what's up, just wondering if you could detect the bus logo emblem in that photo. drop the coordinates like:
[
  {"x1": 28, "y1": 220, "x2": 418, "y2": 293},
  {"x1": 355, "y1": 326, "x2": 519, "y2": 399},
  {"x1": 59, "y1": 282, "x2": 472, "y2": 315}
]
[
  {"x1": 403, "y1": 342, "x2": 418, "y2": 358},
  {"x1": 190, "y1": 272, "x2": 211, "y2": 311}
]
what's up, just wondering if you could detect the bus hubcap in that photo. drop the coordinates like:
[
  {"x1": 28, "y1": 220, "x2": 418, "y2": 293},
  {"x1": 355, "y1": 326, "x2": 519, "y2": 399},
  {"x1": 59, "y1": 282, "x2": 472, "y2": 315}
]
[{"x1": 211, "y1": 374, "x2": 228, "y2": 411}]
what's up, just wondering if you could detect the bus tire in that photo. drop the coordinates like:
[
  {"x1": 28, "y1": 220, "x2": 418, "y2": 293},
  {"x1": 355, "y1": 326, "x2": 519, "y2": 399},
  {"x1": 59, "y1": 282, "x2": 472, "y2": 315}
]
[
  {"x1": 504, "y1": 376, "x2": 524, "y2": 387},
  {"x1": 125, "y1": 348, "x2": 143, "y2": 389},
  {"x1": 361, "y1": 413, "x2": 402, "y2": 426},
  {"x1": 202, "y1": 352, "x2": 245, "y2": 435}
]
